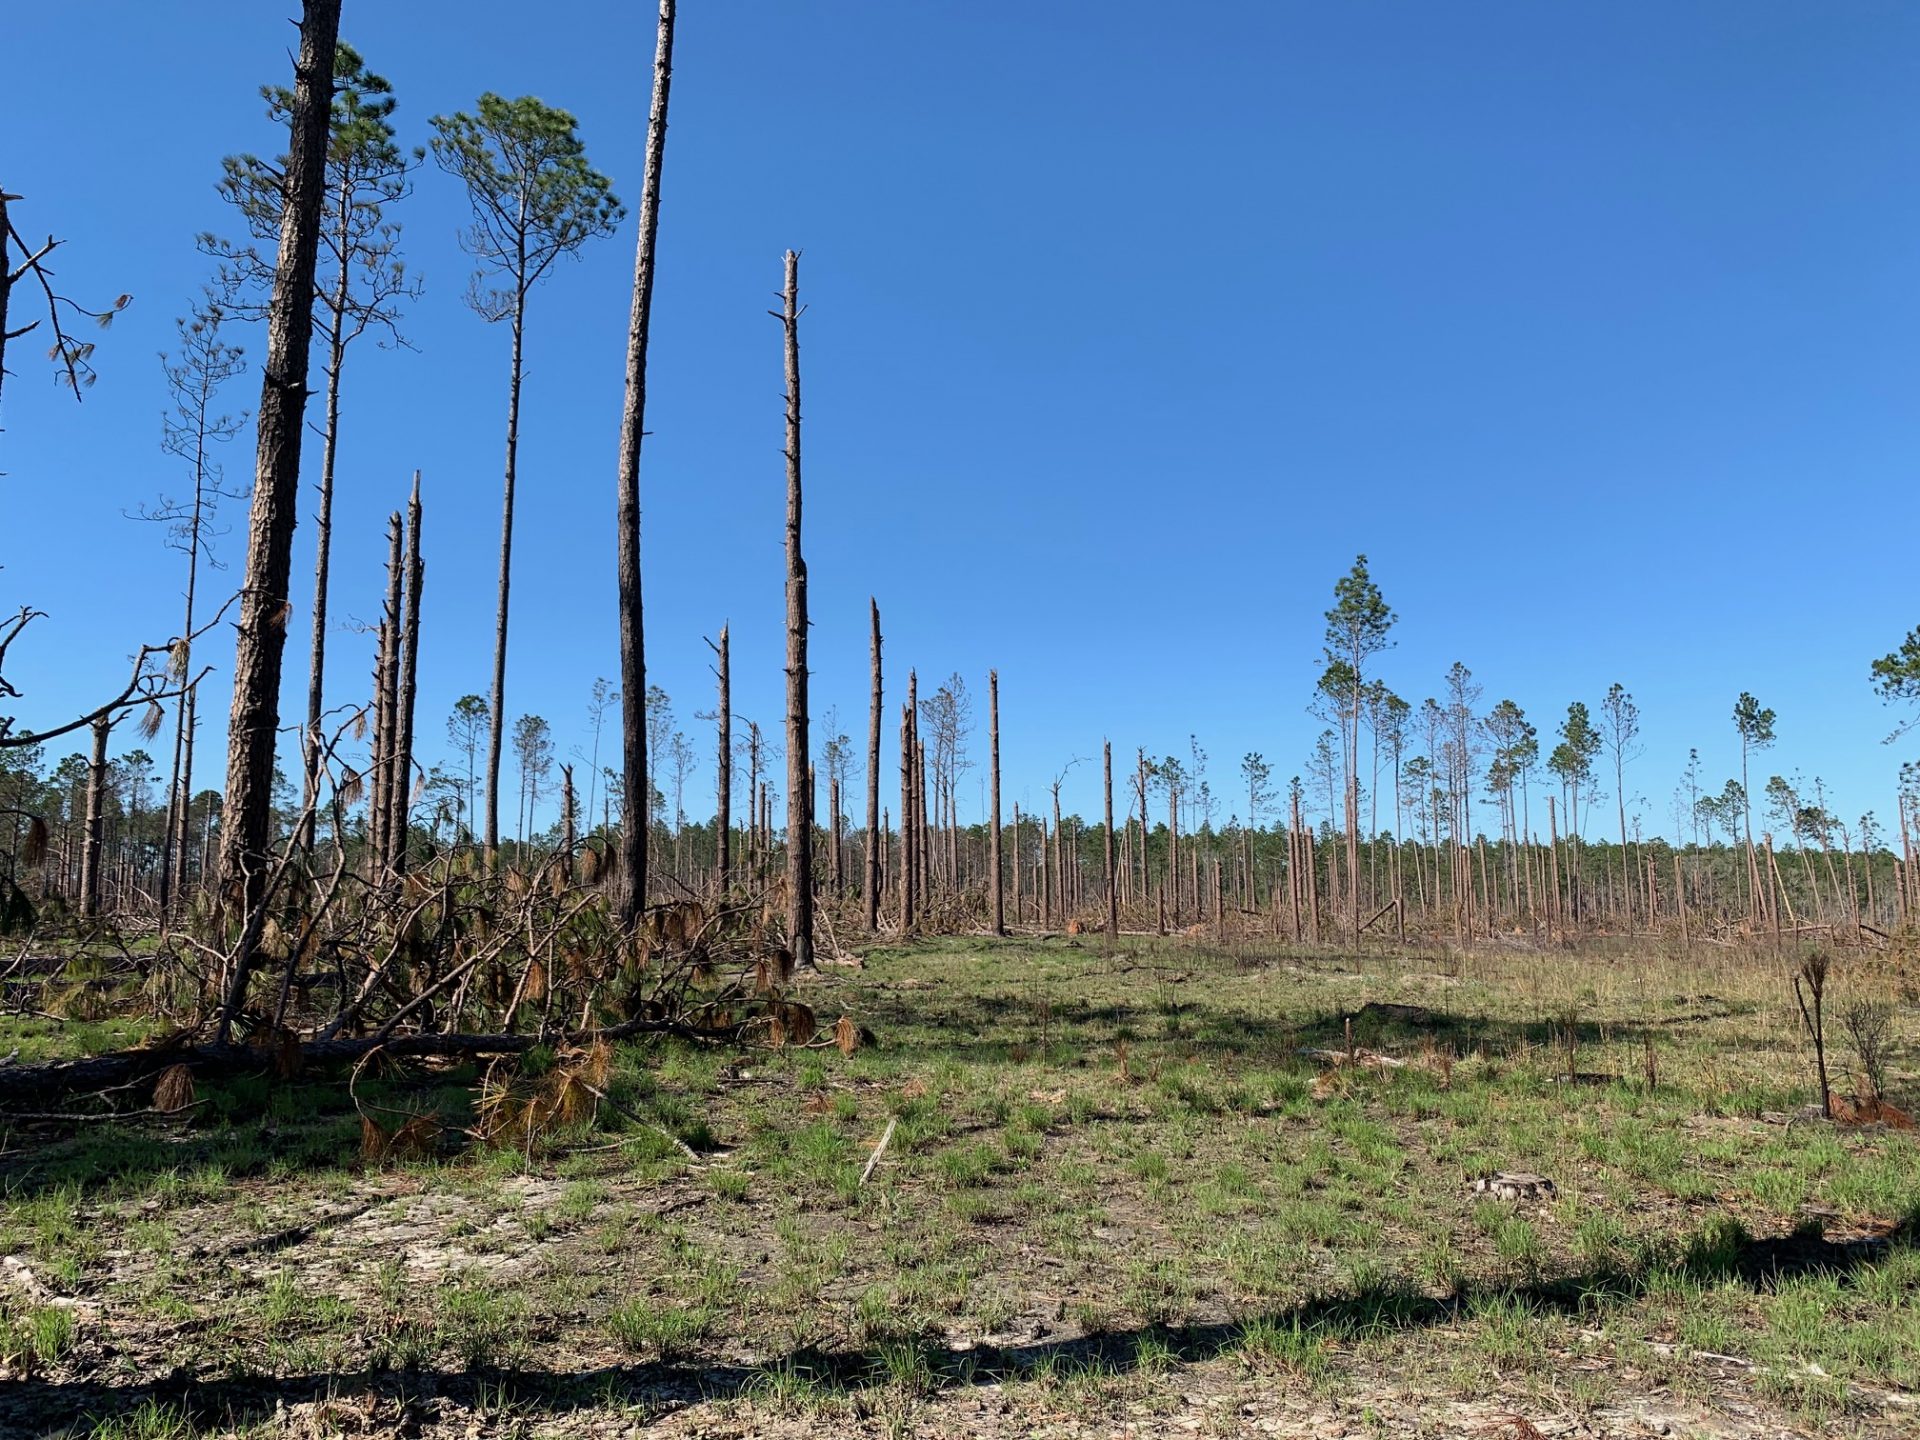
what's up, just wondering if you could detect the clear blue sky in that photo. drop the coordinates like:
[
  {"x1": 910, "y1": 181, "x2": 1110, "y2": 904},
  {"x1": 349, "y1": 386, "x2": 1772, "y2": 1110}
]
[{"x1": 5, "y1": 1, "x2": 1918, "y2": 841}]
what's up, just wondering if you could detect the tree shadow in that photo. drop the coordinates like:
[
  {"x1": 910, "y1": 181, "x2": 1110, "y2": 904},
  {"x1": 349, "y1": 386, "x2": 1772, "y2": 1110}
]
[{"x1": 6, "y1": 1220, "x2": 1909, "y2": 1434}]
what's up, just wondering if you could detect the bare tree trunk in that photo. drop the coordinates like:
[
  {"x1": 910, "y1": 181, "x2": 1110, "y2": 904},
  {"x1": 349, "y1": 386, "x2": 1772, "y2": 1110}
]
[
  {"x1": 828, "y1": 773, "x2": 842, "y2": 895},
  {"x1": 373, "y1": 510, "x2": 403, "y2": 876},
  {"x1": 989, "y1": 669, "x2": 1003, "y2": 936},
  {"x1": 776, "y1": 251, "x2": 813, "y2": 969},
  {"x1": 898, "y1": 700, "x2": 914, "y2": 932},
  {"x1": 482, "y1": 283, "x2": 526, "y2": 870},
  {"x1": 864, "y1": 600, "x2": 881, "y2": 931},
  {"x1": 1011, "y1": 803, "x2": 1023, "y2": 924},
  {"x1": 216, "y1": 0, "x2": 341, "y2": 1043},
  {"x1": 389, "y1": 475, "x2": 423, "y2": 875},
  {"x1": 711, "y1": 626, "x2": 730, "y2": 892},
  {"x1": 559, "y1": 763, "x2": 577, "y2": 882},
  {"x1": 1104, "y1": 739, "x2": 1117, "y2": 946},
  {"x1": 614, "y1": 0, "x2": 677, "y2": 925},
  {"x1": 170, "y1": 686, "x2": 197, "y2": 910},
  {"x1": 300, "y1": 234, "x2": 351, "y2": 858},
  {"x1": 79, "y1": 717, "x2": 111, "y2": 919}
]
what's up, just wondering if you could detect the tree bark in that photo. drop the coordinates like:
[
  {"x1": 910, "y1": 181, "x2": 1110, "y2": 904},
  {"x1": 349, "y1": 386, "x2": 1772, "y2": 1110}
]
[
  {"x1": 389, "y1": 473, "x2": 423, "y2": 876},
  {"x1": 483, "y1": 288, "x2": 525, "y2": 869},
  {"x1": 864, "y1": 600, "x2": 882, "y2": 931},
  {"x1": 216, "y1": 0, "x2": 342, "y2": 1041},
  {"x1": 300, "y1": 202, "x2": 353, "y2": 858},
  {"x1": 898, "y1": 700, "x2": 914, "y2": 932},
  {"x1": 374, "y1": 510, "x2": 403, "y2": 875},
  {"x1": 1104, "y1": 739, "x2": 1117, "y2": 945},
  {"x1": 615, "y1": 0, "x2": 677, "y2": 925},
  {"x1": 711, "y1": 625, "x2": 730, "y2": 893},
  {"x1": 79, "y1": 717, "x2": 110, "y2": 919},
  {"x1": 777, "y1": 251, "x2": 813, "y2": 968},
  {"x1": 989, "y1": 669, "x2": 1003, "y2": 936}
]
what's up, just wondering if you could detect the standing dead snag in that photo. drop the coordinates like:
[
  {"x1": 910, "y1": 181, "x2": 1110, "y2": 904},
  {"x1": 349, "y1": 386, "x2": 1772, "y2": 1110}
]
[
  {"x1": 990, "y1": 670, "x2": 1004, "y2": 936},
  {"x1": 614, "y1": 0, "x2": 677, "y2": 925},
  {"x1": 216, "y1": 0, "x2": 342, "y2": 1042},
  {"x1": 710, "y1": 625, "x2": 731, "y2": 893},
  {"x1": 865, "y1": 600, "x2": 882, "y2": 931},
  {"x1": 389, "y1": 473, "x2": 423, "y2": 875},
  {"x1": 1104, "y1": 739, "x2": 1118, "y2": 946},
  {"x1": 776, "y1": 251, "x2": 813, "y2": 968},
  {"x1": 1791, "y1": 949, "x2": 1833, "y2": 1118},
  {"x1": 898, "y1": 699, "x2": 914, "y2": 932}
]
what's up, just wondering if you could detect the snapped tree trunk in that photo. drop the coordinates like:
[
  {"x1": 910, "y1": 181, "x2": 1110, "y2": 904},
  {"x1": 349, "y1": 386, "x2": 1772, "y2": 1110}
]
[
  {"x1": 989, "y1": 668, "x2": 1003, "y2": 936},
  {"x1": 711, "y1": 625, "x2": 730, "y2": 893},
  {"x1": 216, "y1": 0, "x2": 342, "y2": 1042},
  {"x1": 777, "y1": 251, "x2": 812, "y2": 968},
  {"x1": 614, "y1": 0, "x2": 677, "y2": 926},
  {"x1": 1104, "y1": 739, "x2": 1118, "y2": 946},
  {"x1": 389, "y1": 474, "x2": 423, "y2": 875},
  {"x1": 864, "y1": 600, "x2": 882, "y2": 931},
  {"x1": 79, "y1": 717, "x2": 110, "y2": 918}
]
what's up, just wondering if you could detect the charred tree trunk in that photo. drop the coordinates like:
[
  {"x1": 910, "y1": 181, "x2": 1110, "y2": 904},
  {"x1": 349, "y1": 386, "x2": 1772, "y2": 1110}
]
[
  {"x1": 216, "y1": 0, "x2": 341, "y2": 1043},
  {"x1": 989, "y1": 669, "x2": 1004, "y2": 937},
  {"x1": 864, "y1": 600, "x2": 882, "y2": 931},
  {"x1": 778, "y1": 251, "x2": 813, "y2": 969},
  {"x1": 614, "y1": 0, "x2": 677, "y2": 925}
]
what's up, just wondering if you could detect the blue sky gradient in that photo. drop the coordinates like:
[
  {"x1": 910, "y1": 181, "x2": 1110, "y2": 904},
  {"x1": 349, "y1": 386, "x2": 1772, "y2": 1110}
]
[{"x1": 4, "y1": 1, "x2": 1918, "y2": 839}]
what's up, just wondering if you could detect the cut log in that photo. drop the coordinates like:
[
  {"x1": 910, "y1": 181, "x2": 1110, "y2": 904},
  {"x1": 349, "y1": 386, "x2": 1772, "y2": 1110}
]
[{"x1": 1473, "y1": 1172, "x2": 1557, "y2": 1202}]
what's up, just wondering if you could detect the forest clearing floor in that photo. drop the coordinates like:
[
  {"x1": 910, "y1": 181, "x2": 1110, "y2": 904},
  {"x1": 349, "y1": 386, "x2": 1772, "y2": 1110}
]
[{"x1": 0, "y1": 932, "x2": 1916, "y2": 1438}]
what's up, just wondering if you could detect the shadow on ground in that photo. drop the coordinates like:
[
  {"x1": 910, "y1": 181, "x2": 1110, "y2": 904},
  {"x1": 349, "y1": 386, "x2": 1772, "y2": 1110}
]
[{"x1": 8, "y1": 1221, "x2": 1910, "y2": 1434}]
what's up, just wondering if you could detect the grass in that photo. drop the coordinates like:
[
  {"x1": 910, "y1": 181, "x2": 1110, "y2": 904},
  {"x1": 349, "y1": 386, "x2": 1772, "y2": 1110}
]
[{"x1": 0, "y1": 933, "x2": 1916, "y2": 1437}]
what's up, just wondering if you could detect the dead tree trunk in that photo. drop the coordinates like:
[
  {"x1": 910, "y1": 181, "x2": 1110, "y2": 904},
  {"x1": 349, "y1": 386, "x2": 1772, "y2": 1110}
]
[
  {"x1": 777, "y1": 251, "x2": 813, "y2": 969},
  {"x1": 559, "y1": 763, "x2": 577, "y2": 882},
  {"x1": 373, "y1": 510, "x2": 403, "y2": 876},
  {"x1": 710, "y1": 625, "x2": 730, "y2": 893},
  {"x1": 864, "y1": 599, "x2": 882, "y2": 931},
  {"x1": 389, "y1": 474, "x2": 423, "y2": 876},
  {"x1": 614, "y1": 0, "x2": 677, "y2": 925},
  {"x1": 1104, "y1": 739, "x2": 1118, "y2": 946},
  {"x1": 989, "y1": 669, "x2": 1004, "y2": 936},
  {"x1": 216, "y1": 0, "x2": 341, "y2": 1043},
  {"x1": 79, "y1": 716, "x2": 111, "y2": 919},
  {"x1": 170, "y1": 685, "x2": 197, "y2": 910},
  {"x1": 898, "y1": 699, "x2": 914, "y2": 933}
]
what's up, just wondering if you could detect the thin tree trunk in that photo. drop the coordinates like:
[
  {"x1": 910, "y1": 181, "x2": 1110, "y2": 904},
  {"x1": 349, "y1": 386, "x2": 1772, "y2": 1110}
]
[
  {"x1": 989, "y1": 669, "x2": 1003, "y2": 936},
  {"x1": 300, "y1": 219, "x2": 351, "y2": 858},
  {"x1": 864, "y1": 601, "x2": 881, "y2": 931},
  {"x1": 777, "y1": 251, "x2": 813, "y2": 969},
  {"x1": 1104, "y1": 739, "x2": 1118, "y2": 946},
  {"x1": 389, "y1": 474, "x2": 423, "y2": 875},
  {"x1": 898, "y1": 701, "x2": 914, "y2": 933},
  {"x1": 79, "y1": 717, "x2": 111, "y2": 919},
  {"x1": 614, "y1": 0, "x2": 676, "y2": 925},
  {"x1": 216, "y1": 0, "x2": 341, "y2": 1045},
  {"x1": 711, "y1": 626, "x2": 730, "y2": 893}
]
